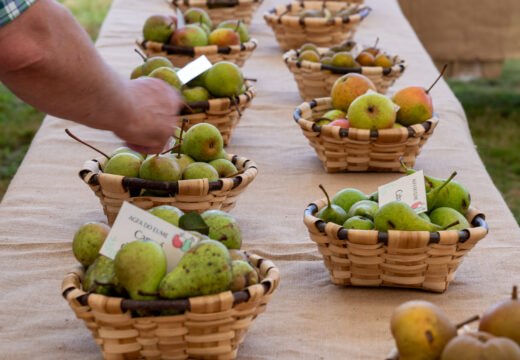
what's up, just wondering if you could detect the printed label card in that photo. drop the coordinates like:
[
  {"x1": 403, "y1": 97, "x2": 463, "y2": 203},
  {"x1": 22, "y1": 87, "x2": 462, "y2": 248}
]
[
  {"x1": 177, "y1": 55, "x2": 212, "y2": 85},
  {"x1": 378, "y1": 170, "x2": 427, "y2": 214},
  {"x1": 100, "y1": 202, "x2": 199, "y2": 272}
]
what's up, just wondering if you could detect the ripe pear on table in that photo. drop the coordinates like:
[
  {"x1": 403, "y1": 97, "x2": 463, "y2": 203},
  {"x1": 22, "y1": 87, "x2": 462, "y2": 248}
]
[
  {"x1": 479, "y1": 286, "x2": 520, "y2": 346},
  {"x1": 430, "y1": 207, "x2": 470, "y2": 231},
  {"x1": 346, "y1": 200, "x2": 378, "y2": 220},
  {"x1": 441, "y1": 331, "x2": 520, "y2": 360},
  {"x1": 331, "y1": 188, "x2": 367, "y2": 214}
]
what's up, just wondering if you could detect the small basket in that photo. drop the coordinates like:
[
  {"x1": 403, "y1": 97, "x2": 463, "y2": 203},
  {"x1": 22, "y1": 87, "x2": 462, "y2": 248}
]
[
  {"x1": 62, "y1": 253, "x2": 280, "y2": 360},
  {"x1": 303, "y1": 201, "x2": 488, "y2": 293},
  {"x1": 294, "y1": 97, "x2": 438, "y2": 172},
  {"x1": 170, "y1": 0, "x2": 263, "y2": 27},
  {"x1": 138, "y1": 39, "x2": 258, "y2": 68},
  {"x1": 80, "y1": 154, "x2": 258, "y2": 226},
  {"x1": 264, "y1": 1, "x2": 371, "y2": 52},
  {"x1": 284, "y1": 49, "x2": 406, "y2": 101}
]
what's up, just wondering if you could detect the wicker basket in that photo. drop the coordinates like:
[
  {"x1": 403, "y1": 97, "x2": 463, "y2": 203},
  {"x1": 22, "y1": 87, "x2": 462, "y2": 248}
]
[
  {"x1": 303, "y1": 201, "x2": 488, "y2": 292},
  {"x1": 294, "y1": 97, "x2": 438, "y2": 172},
  {"x1": 284, "y1": 49, "x2": 406, "y2": 101},
  {"x1": 170, "y1": 0, "x2": 263, "y2": 27},
  {"x1": 138, "y1": 39, "x2": 258, "y2": 68},
  {"x1": 80, "y1": 154, "x2": 258, "y2": 226},
  {"x1": 264, "y1": 1, "x2": 371, "y2": 52},
  {"x1": 62, "y1": 253, "x2": 280, "y2": 360}
]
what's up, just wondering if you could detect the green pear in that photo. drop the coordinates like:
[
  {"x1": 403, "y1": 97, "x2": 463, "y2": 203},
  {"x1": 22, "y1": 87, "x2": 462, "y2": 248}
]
[
  {"x1": 331, "y1": 52, "x2": 356, "y2": 68},
  {"x1": 109, "y1": 146, "x2": 145, "y2": 160},
  {"x1": 182, "y1": 86, "x2": 210, "y2": 104},
  {"x1": 346, "y1": 200, "x2": 379, "y2": 220},
  {"x1": 201, "y1": 210, "x2": 242, "y2": 249},
  {"x1": 299, "y1": 43, "x2": 319, "y2": 54},
  {"x1": 182, "y1": 162, "x2": 219, "y2": 181},
  {"x1": 331, "y1": 188, "x2": 367, "y2": 214},
  {"x1": 230, "y1": 260, "x2": 258, "y2": 292},
  {"x1": 347, "y1": 92, "x2": 396, "y2": 130},
  {"x1": 229, "y1": 249, "x2": 248, "y2": 262},
  {"x1": 298, "y1": 50, "x2": 320, "y2": 63},
  {"x1": 298, "y1": 9, "x2": 321, "y2": 18},
  {"x1": 316, "y1": 119, "x2": 331, "y2": 126},
  {"x1": 114, "y1": 240, "x2": 167, "y2": 300},
  {"x1": 220, "y1": 20, "x2": 249, "y2": 43},
  {"x1": 139, "y1": 154, "x2": 182, "y2": 182},
  {"x1": 204, "y1": 61, "x2": 244, "y2": 98},
  {"x1": 184, "y1": 7, "x2": 213, "y2": 29},
  {"x1": 187, "y1": 70, "x2": 208, "y2": 87},
  {"x1": 320, "y1": 57, "x2": 333, "y2": 66},
  {"x1": 181, "y1": 123, "x2": 223, "y2": 162},
  {"x1": 143, "y1": 14, "x2": 175, "y2": 43},
  {"x1": 429, "y1": 207, "x2": 470, "y2": 231},
  {"x1": 426, "y1": 171, "x2": 457, "y2": 211},
  {"x1": 209, "y1": 158, "x2": 237, "y2": 177},
  {"x1": 391, "y1": 300, "x2": 457, "y2": 360},
  {"x1": 142, "y1": 56, "x2": 174, "y2": 76},
  {"x1": 214, "y1": 149, "x2": 228, "y2": 160},
  {"x1": 149, "y1": 66, "x2": 182, "y2": 90},
  {"x1": 103, "y1": 153, "x2": 142, "y2": 178},
  {"x1": 317, "y1": 184, "x2": 348, "y2": 225},
  {"x1": 322, "y1": 109, "x2": 347, "y2": 121},
  {"x1": 192, "y1": 22, "x2": 211, "y2": 36},
  {"x1": 170, "y1": 153, "x2": 195, "y2": 172},
  {"x1": 159, "y1": 239, "x2": 232, "y2": 299},
  {"x1": 418, "y1": 212, "x2": 431, "y2": 222},
  {"x1": 479, "y1": 286, "x2": 520, "y2": 346},
  {"x1": 83, "y1": 255, "x2": 123, "y2": 296},
  {"x1": 130, "y1": 64, "x2": 143, "y2": 79},
  {"x1": 441, "y1": 331, "x2": 520, "y2": 360},
  {"x1": 148, "y1": 205, "x2": 184, "y2": 227},
  {"x1": 343, "y1": 216, "x2": 374, "y2": 230},
  {"x1": 170, "y1": 24, "x2": 209, "y2": 47},
  {"x1": 374, "y1": 201, "x2": 444, "y2": 232},
  {"x1": 72, "y1": 222, "x2": 110, "y2": 267},
  {"x1": 368, "y1": 191, "x2": 378, "y2": 202}
]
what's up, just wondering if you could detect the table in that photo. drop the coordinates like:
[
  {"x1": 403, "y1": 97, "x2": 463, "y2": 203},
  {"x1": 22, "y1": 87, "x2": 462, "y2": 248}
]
[{"x1": 1, "y1": 0, "x2": 519, "y2": 359}]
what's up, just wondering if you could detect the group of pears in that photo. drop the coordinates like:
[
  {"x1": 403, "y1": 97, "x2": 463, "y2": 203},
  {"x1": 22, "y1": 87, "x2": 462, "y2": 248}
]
[
  {"x1": 314, "y1": 63, "x2": 445, "y2": 130},
  {"x1": 143, "y1": 8, "x2": 249, "y2": 48},
  {"x1": 390, "y1": 289, "x2": 520, "y2": 360},
  {"x1": 296, "y1": 4, "x2": 361, "y2": 19},
  {"x1": 72, "y1": 207, "x2": 259, "y2": 316},
  {"x1": 102, "y1": 123, "x2": 239, "y2": 194},
  {"x1": 297, "y1": 40, "x2": 393, "y2": 69},
  {"x1": 131, "y1": 56, "x2": 246, "y2": 104},
  {"x1": 317, "y1": 163, "x2": 471, "y2": 232}
]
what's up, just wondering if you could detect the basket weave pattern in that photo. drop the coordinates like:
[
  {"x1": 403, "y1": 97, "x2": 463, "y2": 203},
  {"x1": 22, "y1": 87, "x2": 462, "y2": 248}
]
[
  {"x1": 81, "y1": 154, "x2": 258, "y2": 226},
  {"x1": 139, "y1": 39, "x2": 258, "y2": 68},
  {"x1": 304, "y1": 201, "x2": 488, "y2": 293},
  {"x1": 171, "y1": 0, "x2": 263, "y2": 27},
  {"x1": 294, "y1": 98, "x2": 438, "y2": 172},
  {"x1": 264, "y1": 2, "x2": 371, "y2": 51},
  {"x1": 284, "y1": 50, "x2": 406, "y2": 101},
  {"x1": 62, "y1": 254, "x2": 280, "y2": 359}
]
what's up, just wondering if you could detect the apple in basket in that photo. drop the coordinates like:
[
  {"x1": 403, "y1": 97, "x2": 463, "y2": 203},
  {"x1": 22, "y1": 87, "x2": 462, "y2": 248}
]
[
  {"x1": 347, "y1": 92, "x2": 396, "y2": 130},
  {"x1": 329, "y1": 119, "x2": 350, "y2": 128}
]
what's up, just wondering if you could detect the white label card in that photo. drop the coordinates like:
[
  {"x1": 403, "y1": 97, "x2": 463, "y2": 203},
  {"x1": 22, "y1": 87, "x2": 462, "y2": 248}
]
[
  {"x1": 177, "y1": 55, "x2": 212, "y2": 85},
  {"x1": 100, "y1": 202, "x2": 199, "y2": 272},
  {"x1": 378, "y1": 170, "x2": 427, "y2": 214},
  {"x1": 176, "y1": 8, "x2": 185, "y2": 28}
]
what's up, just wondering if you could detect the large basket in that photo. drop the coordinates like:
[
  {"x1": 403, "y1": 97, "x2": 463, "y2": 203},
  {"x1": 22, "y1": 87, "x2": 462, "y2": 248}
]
[
  {"x1": 264, "y1": 1, "x2": 371, "y2": 52},
  {"x1": 284, "y1": 49, "x2": 406, "y2": 101},
  {"x1": 138, "y1": 39, "x2": 258, "y2": 68},
  {"x1": 170, "y1": 0, "x2": 263, "y2": 27},
  {"x1": 80, "y1": 154, "x2": 258, "y2": 226},
  {"x1": 62, "y1": 253, "x2": 280, "y2": 359},
  {"x1": 303, "y1": 201, "x2": 488, "y2": 293},
  {"x1": 294, "y1": 97, "x2": 438, "y2": 172}
]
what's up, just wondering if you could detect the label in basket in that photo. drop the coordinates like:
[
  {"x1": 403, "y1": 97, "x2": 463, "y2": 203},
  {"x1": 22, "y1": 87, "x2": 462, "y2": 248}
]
[
  {"x1": 176, "y1": 8, "x2": 185, "y2": 28},
  {"x1": 177, "y1": 55, "x2": 212, "y2": 85},
  {"x1": 99, "y1": 202, "x2": 199, "y2": 272},
  {"x1": 378, "y1": 170, "x2": 427, "y2": 214}
]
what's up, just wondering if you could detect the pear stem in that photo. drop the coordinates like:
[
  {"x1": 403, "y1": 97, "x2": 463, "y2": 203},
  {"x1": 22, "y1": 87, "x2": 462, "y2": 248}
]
[
  {"x1": 373, "y1": 37, "x2": 379, "y2": 50},
  {"x1": 244, "y1": 77, "x2": 257, "y2": 82},
  {"x1": 426, "y1": 64, "x2": 448, "y2": 94},
  {"x1": 441, "y1": 220, "x2": 460, "y2": 230},
  {"x1": 232, "y1": 96, "x2": 242, "y2": 117},
  {"x1": 64, "y1": 129, "x2": 110, "y2": 160},
  {"x1": 399, "y1": 157, "x2": 410, "y2": 172},
  {"x1": 160, "y1": 144, "x2": 181, "y2": 155},
  {"x1": 177, "y1": 118, "x2": 188, "y2": 158},
  {"x1": 318, "y1": 184, "x2": 332, "y2": 208},
  {"x1": 428, "y1": 171, "x2": 457, "y2": 210},
  {"x1": 134, "y1": 48, "x2": 147, "y2": 62},
  {"x1": 513, "y1": 285, "x2": 518, "y2": 300},
  {"x1": 455, "y1": 314, "x2": 480, "y2": 329},
  {"x1": 235, "y1": 20, "x2": 240, "y2": 32}
]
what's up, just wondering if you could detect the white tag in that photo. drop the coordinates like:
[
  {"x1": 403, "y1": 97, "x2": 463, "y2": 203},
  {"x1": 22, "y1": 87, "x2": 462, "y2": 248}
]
[
  {"x1": 100, "y1": 202, "x2": 199, "y2": 272},
  {"x1": 176, "y1": 8, "x2": 185, "y2": 28},
  {"x1": 378, "y1": 170, "x2": 427, "y2": 213},
  {"x1": 177, "y1": 55, "x2": 212, "y2": 84}
]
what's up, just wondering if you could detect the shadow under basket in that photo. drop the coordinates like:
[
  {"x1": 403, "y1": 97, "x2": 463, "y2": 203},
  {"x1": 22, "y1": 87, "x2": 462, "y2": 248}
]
[
  {"x1": 138, "y1": 39, "x2": 258, "y2": 68},
  {"x1": 264, "y1": 1, "x2": 371, "y2": 52},
  {"x1": 80, "y1": 154, "x2": 258, "y2": 226},
  {"x1": 284, "y1": 49, "x2": 406, "y2": 101},
  {"x1": 171, "y1": 0, "x2": 263, "y2": 27},
  {"x1": 294, "y1": 97, "x2": 438, "y2": 172},
  {"x1": 303, "y1": 200, "x2": 489, "y2": 293},
  {"x1": 62, "y1": 253, "x2": 280, "y2": 360}
]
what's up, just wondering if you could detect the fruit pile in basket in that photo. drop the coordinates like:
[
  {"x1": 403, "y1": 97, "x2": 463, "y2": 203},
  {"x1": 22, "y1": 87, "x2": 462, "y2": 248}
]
[
  {"x1": 72, "y1": 209, "x2": 258, "y2": 306},
  {"x1": 142, "y1": 8, "x2": 250, "y2": 47},
  {"x1": 387, "y1": 288, "x2": 520, "y2": 360},
  {"x1": 317, "y1": 163, "x2": 471, "y2": 232},
  {"x1": 293, "y1": 3, "x2": 363, "y2": 19}
]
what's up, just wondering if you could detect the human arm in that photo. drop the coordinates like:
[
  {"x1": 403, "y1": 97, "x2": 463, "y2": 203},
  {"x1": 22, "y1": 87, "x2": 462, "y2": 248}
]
[{"x1": 0, "y1": 0, "x2": 181, "y2": 154}]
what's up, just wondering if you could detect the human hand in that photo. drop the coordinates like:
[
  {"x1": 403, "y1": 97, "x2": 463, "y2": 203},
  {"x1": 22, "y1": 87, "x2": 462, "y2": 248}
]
[{"x1": 114, "y1": 77, "x2": 182, "y2": 154}]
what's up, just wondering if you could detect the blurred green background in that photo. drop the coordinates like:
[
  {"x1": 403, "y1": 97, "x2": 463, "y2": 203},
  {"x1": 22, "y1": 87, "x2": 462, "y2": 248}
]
[{"x1": 1, "y1": 0, "x2": 518, "y2": 224}]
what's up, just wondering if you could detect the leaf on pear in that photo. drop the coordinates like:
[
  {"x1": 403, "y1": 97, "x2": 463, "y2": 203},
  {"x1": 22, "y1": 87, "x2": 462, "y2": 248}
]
[{"x1": 178, "y1": 212, "x2": 209, "y2": 235}]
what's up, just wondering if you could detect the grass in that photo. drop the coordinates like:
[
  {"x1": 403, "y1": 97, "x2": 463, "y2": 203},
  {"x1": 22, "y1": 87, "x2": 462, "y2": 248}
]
[{"x1": 0, "y1": 1, "x2": 519, "y2": 225}]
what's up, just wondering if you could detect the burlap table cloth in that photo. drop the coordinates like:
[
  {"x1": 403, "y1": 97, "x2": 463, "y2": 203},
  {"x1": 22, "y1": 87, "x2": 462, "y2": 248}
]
[{"x1": 0, "y1": 0, "x2": 519, "y2": 359}]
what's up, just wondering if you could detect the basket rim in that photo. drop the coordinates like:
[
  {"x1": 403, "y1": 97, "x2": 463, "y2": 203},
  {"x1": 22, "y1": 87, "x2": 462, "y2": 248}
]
[
  {"x1": 283, "y1": 48, "x2": 407, "y2": 76},
  {"x1": 293, "y1": 97, "x2": 438, "y2": 139},
  {"x1": 80, "y1": 153, "x2": 257, "y2": 193},
  {"x1": 172, "y1": 0, "x2": 262, "y2": 7},
  {"x1": 139, "y1": 38, "x2": 258, "y2": 57},
  {"x1": 264, "y1": 2, "x2": 371, "y2": 25},
  {"x1": 62, "y1": 253, "x2": 279, "y2": 312},
  {"x1": 304, "y1": 201, "x2": 489, "y2": 245}
]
